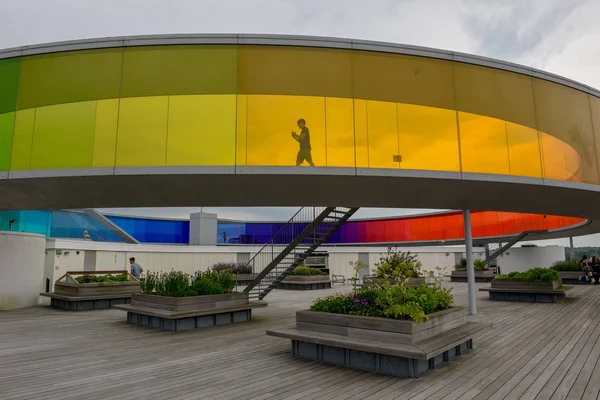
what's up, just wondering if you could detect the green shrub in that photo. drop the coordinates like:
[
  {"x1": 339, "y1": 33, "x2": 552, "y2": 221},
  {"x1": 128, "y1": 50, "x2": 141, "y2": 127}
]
[
  {"x1": 454, "y1": 258, "x2": 488, "y2": 272},
  {"x1": 374, "y1": 247, "x2": 421, "y2": 279},
  {"x1": 290, "y1": 266, "x2": 327, "y2": 276},
  {"x1": 494, "y1": 267, "x2": 559, "y2": 281},
  {"x1": 140, "y1": 270, "x2": 236, "y2": 297},
  {"x1": 550, "y1": 259, "x2": 581, "y2": 271},
  {"x1": 310, "y1": 283, "x2": 453, "y2": 323},
  {"x1": 75, "y1": 274, "x2": 128, "y2": 283}
]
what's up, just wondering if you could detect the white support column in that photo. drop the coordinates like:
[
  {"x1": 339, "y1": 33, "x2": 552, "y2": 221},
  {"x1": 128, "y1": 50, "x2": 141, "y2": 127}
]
[
  {"x1": 569, "y1": 237, "x2": 574, "y2": 260},
  {"x1": 463, "y1": 210, "x2": 477, "y2": 315}
]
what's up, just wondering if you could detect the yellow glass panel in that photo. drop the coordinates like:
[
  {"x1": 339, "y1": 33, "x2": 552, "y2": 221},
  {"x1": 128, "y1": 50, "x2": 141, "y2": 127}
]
[
  {"x1": 245, "y1": 95, "x2": 325, "y2": 166},
  {"x1": 92, "y1": 99, "x2": 119, "y2": 167},
  {"x1": 453, "y1": 63, "x2": 537, "y2": 129},
  {"x1": 17, "y1": 49, "x2": 122, "y2": 110},
  {"x1": 325, "y1": 97, "x2": 354, "y2": 167},
  {"x1": 238, "y1": 46, "x2": 352, "y2": 98},
  {"x1": 353, "y1": 99, "x2": 369, "y2": 168},
  {"x1": 397, "y1": 104, "x2": 459, "y2": 172},
  {"x1": 30, "y1": 101, "x2": 96, "y2": 169},
  {"x1": 458, "y1": 112, "x2": 509, "y2": 175},
  {"x1": 506, "y1": 122, "x2": 542, "y2": 178},
  {"x1": 166, "y1": 95, "x2": 236, "y2": 166},
  {"x1": 352, "y1": 51, "x2": 455, "y2": 110},
  {"x1": 121, "y1": 46, "x2": 237, "y2": 98},
  {"x1": 540, "y1": 132, "x2": 571, "y2": 181},
  {"x1": 236, "y1": 95, "x2": 248, "y2": 166},
  {"x1": 533, "y1": 78, "x2": 598, "y2": 184},
  {"x1": 116, "y1": 97, "x2": 168, "y2": 167},
  {"x1": 10, "y1": 109, "x2": 36, "y2": 170},
  {"x1": 365, "y1": 100, "x2": 399, "y2": 169}
]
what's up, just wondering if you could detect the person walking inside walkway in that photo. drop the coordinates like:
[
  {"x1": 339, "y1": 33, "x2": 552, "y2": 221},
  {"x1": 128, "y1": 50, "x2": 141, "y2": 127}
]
[
  {"x1": 291, "y1": 118, "x2": 314, "y2": 166},
  {"x1": 129, "y1": 257, "x2": 143, "y2": 279}
]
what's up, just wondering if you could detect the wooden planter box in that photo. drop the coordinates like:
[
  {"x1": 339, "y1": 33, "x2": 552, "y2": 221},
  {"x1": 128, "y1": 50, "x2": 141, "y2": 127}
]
[
  {"x1": 267, "y1": 307, "x2": 488, "y2": 378},
  {"x1": 114, "y1": 292, "x2": 267, "y2": 332},
  {"x1": 480, "y1": 279, "x2": 569, "y2": 303},
  {"x1": 450, "y1": 271, "x2": 495, "y2": 283},
  {"x1": 362, "y1": 276, "x2": 425, "y2": 287},
  {"x1": 276, "y1": 275, "x2": 332, "y2": 290},
  {"x1": 42, "y1": 272, "x2": 141, "y2": 311},
  {"x1": 557, "y1": 271, "x2": 586, "y2": 285}
]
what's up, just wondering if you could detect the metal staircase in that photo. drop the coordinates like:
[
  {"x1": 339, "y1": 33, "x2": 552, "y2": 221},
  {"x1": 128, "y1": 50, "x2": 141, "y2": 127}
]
[
  {"x1": 484, "y1": 224, "x2": 548, "y2": 265},
  {"x1": 243, "y1": 206, "x2": 359, "y2": 300}
]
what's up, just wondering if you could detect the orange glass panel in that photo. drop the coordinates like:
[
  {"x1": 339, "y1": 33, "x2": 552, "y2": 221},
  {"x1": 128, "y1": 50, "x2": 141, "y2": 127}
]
[
  {"x1": 458, "y1": 112, "x2": 509, "y2": 175},
  {"x1": 244, "y1": 95, "x2": 325, "y2": 167},
  {"x1": 365, "y1": 100, "x2": 399, "y2": 169},
  {"x1": 325, "y1": 97, "x2": 355, "y2": 167},
  {"x1": 352, "y1": 51, "x2": 455, "y2": 110},
  {"x1": 590, "y1": 96, "x2": 600, "y2": 181},
  {"x1": 397, "y1": 104, "x2": 460, "y2": 172},
  {"x1": 540, "y1": 132, "x2": 580, "y2": 181},
  {"x1": 238, "y1": 46, "x2": 352, "y2": 98},
  {"x1": 533, "y1": 78, "x2": 598, "y2": 184}
]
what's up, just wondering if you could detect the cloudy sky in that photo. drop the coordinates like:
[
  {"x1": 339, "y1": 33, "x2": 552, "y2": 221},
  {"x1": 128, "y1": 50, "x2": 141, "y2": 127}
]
[{"x1": 3, "y1": 0, "x2": 600, "y2": 245}]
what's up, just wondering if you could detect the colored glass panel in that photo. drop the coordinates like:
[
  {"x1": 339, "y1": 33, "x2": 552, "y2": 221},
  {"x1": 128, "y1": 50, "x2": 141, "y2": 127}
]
[
  {"x1": 115, "y1": 96, "x2": 169, "y2": 167},
  {"x1": 0, "y1": 57, "x2": 21, "y2": 114},
  {"x1": 244, "y1": 95, "x2": 325, "y2": 166},
  {"x1": 238, "y1": 46, "x2": 352, "y2": 98},
  {"x1": 366, "y1": 100, "x2": 399, "y2": 169},
  {"x1": 397, "y1": 104, "x2": 460, "y2": 172},
  {"x1": 17, "y1": 49, "x2": 122, "y2": 110},
  {"x1": 458, "y1": 112, "x2": 510, "y2": 175},
  {"x1": 0, "y1": 112, "x2": 15, "y2": 171},
  {"x1": 92, "y1": 99, "x2": 119, "y2": 168},
  {"x1": 10, "y1": 109, "x2": 36, "y2": 170},
  {"x1": 590, "y1": 96, "x2": 600, "y2": 181},
  {"x1": 120, "y1": 46, "x2": 236, "y2": 98},
  {"x1": 30, "y1": 101, "x2": 96, "y2": 169},
  {"x1": 352, "y1": 51, "x2": 455, "y2": 110},
  {"x1": 353, "y1": 99, "x2": 369, "y2": 168},
  {"x1": 533, "y1": 78, "x2": 598, "y2": 184},
  {"x1": 325, "y1": 97, "x2": 355, "y2": 167},
  {"x1": 506, "y1": 122, "x2": 543, "y2": 178},
  {"x1": 166, "y1": 94, "x2": 236, "y2": 166},
  {"x1": 236, "y1": 95, "x2": 248, "y2": 166}
]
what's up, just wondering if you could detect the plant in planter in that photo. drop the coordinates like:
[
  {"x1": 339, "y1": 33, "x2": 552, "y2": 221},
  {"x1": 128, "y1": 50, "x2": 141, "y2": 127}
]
[
  {"x1": 75, "y1": 274, "x2": 129, "y2": 283},
  {"x1": 290, "y1": 265, "x2": 327, "y2": 276},
  {"x1": 373, "y1": 247, "x2": 422, "y2": 282},
  {"x1": 348, "y1": 260, "x2": 369, "y2": 289},
  {"x1": 550, "y1": 259, "x2": 581, "y2": 271},
  {"x1": 211, "y1": 261, "x2": 253, "y2": 275},
  {"x1": 454, "y1": 258, "x2": 488, "y2": 271},
  {"x1": 139, "y1": 270, "x2": 236, "y2": 297},
  {"x1": 494, "y1": 267, "x2": 559, "y2": 281}
]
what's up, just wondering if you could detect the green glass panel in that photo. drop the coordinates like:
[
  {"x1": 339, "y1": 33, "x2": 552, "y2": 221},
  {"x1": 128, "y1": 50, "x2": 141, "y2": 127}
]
[
  {"x1": 0, "y1": 112, "x2": 15, "y2": 171},
  {"x1": 10, "y1": 109, "x2": 35, "y2": 170},
  {"x1": 0, "y1": 58, "x2": 21, "y2": 114}
]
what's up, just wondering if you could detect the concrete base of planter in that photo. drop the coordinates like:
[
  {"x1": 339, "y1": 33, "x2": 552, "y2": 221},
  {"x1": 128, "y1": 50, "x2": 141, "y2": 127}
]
[
  {"x1": 480, "y1": 280, "x2": 571, "y2": 303},
  {"x1": 276, "y1": 275, "x2": 332, "y2": 290},
  {"x1": 450, "y1": 271, "x2": 495, "y2": 283},
  {"x1": 267, "y1": 307, "x2": 488, "y2": 378},
  {"x1": 40, "y1": 293, "x2": 132, "y2": 311},
  {"x1": 126, "y1": 309, "x2": 253, "y2": 331},
  {"x1": 290, "y1": 338, "x2": 473, "y2": 378},
  {"x1": 114, "y1": 292, "x2": 267, "y2": 331}
]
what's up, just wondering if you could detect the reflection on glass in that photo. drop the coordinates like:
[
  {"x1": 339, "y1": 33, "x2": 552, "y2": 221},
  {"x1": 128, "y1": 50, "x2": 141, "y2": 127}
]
[
  {"x1": 533, "y1": 78, "x2": 597, "y2": 184},
  {"x1": 31, "y1": 101, "x2": 96, "y2": 169},
  {"x1": 116, "y1": 96, "x2": 169, "y2": 167},
  {"x1": 166, "y1": 95, "x2": 236, "y2": 166},
  {"x1": 397, "y1": 104, "x2": 459, "y2": 172},
  {"x1": 506, "y1": 122, "x2": 543, "y2": 178},
  {"x1": 458, "y1": 112, "x2": 509, "y2": 175},
  {"x1": 10, "y1": 109, "x2": 35, "y2": 170},
  {"x1": 244, "y1": 95, "x2": 325, "y2": 166}
]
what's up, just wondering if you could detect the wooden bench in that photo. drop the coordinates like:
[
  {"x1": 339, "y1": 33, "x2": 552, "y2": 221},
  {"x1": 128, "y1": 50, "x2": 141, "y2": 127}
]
[{"x1": 331, "y1": 274, "x2": 346, "y2": 285}]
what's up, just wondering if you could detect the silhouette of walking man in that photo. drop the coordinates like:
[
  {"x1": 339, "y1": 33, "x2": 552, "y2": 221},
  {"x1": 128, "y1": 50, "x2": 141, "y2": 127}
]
[{"x1": 291, "y1": 118, "x2": 314, "y2": 166}]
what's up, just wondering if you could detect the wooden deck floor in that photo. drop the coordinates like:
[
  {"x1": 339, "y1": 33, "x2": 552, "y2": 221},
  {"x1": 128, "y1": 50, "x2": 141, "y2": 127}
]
[{"x1": 1, "y1": 281, "x2": 600, "y2": 399}]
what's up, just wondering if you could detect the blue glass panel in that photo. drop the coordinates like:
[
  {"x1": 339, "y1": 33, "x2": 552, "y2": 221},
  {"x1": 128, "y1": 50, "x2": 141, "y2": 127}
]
[
  {"x1": 50, "y1": 210, "x2": 123, "y2": 242},
  {"x1": 106, "y1": 215, "x2": 189, "y2": 244}
]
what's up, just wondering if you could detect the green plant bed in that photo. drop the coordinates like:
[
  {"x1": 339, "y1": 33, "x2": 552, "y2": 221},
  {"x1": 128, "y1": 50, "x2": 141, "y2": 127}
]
[
  {"x1": 290, "y1": 266, "x2": 327, "y2": 276},
  {"x1": 550, "y1": 260, "x2": 581, "y2": 272},
  {"x1": 140, "y1": 270, "x2": 236, "y2": 297},
  {"x1": 494, "y1": 267, "x2": 559, "y2": 282}
]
